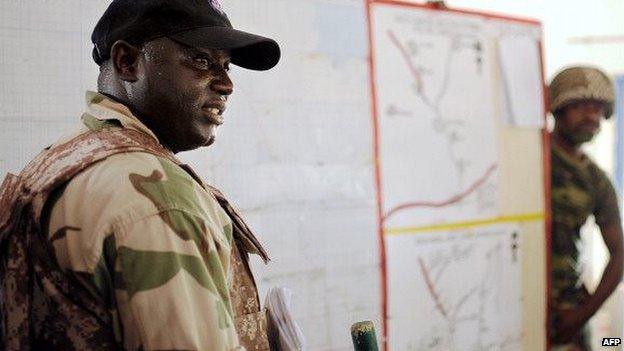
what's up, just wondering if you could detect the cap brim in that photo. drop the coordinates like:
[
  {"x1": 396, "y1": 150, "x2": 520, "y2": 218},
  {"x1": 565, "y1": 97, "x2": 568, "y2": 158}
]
[{"x1": 170, "y1": 26, "x2": 280, "y2": 71}]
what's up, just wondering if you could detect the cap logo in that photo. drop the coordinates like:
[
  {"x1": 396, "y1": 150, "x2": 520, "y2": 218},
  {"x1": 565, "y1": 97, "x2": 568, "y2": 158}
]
[{"x1": 209, "y1": 0, "x2": 225, "y2": 15}]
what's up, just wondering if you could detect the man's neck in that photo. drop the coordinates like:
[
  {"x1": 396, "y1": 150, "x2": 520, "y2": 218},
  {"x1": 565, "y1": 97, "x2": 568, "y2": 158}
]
[
  {"x1": 552, "y1": 132, "x2": 583, "y2": 159},
  {"x1": 96, "y1": 90, "x2": 178, "y2": 153}
]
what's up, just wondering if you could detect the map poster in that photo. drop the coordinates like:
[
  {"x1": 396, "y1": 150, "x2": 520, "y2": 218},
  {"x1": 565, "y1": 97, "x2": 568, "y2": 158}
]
[
  {"x1": 386, "y1": 224, "x2": 522, "y2": 351},
  {"x1": 370, "y1": 3, "x2": 499, "y2": 229}
]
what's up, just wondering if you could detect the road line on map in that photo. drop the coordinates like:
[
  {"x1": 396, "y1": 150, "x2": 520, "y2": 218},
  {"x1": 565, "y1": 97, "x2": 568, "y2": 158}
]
[{"x1": 383, "y1": 164, "x2": 498, "y2": 222}]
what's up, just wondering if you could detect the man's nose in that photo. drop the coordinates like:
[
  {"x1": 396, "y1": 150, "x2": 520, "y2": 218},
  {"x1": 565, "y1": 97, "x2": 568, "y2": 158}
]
[
  {"x1": 211, "y1": 71, "x2": 234, "y2": 96},
  {"x1": 586, "y1": 108, "x2": 602, "y2": 123}
]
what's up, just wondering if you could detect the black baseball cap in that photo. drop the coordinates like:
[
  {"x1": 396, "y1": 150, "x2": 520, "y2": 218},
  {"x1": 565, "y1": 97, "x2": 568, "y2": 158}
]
[{"x1": 91, "y1": 0, "x2": 280, "y2": 71}]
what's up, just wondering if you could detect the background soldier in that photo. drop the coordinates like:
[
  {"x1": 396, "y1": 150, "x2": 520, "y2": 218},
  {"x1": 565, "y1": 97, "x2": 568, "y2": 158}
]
[{"x1": 549, "y1": 66, "x2": 624, "y2": 351}]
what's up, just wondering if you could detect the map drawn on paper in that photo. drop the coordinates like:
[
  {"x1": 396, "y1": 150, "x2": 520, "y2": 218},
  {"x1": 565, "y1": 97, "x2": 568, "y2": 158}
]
[
  {"x1": 387, "y1": 224, "x2": 522, "y2": 351},
  {"x1": 371, "y1": 4, "x2": 499, "y2": 229}
]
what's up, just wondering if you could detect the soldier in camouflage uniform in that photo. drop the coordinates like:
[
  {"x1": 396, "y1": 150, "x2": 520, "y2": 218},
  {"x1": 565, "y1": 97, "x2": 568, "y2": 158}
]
[
  {"x1": 549, "y1": 66, "x2": 624, "y2": 351},
  {"x1": 0, "y1": 0, "x2": 281, "y2": 350}
]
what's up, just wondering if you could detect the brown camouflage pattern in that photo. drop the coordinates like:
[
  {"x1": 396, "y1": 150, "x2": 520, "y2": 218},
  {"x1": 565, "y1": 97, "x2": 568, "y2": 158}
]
[
  {"x1": 0, "y1": 125, "x2": 270, "y2": 350},
  {"x1": 176, "y1": 168, "x2": 271, "y2": 350},
  {"x1": 0, "y1": 128, "x2": 164, "y2": 350},
  {"x1": 231, "y1": 243, "x2": 269, "y2": 351}
]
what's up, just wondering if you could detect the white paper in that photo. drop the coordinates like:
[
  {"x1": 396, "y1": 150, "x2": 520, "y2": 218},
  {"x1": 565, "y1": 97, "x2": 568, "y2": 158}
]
[
  {"x1": 387, "y1": 224, "x2": 523, "y2": 350},
  {"x1": 371, "y1": 4, "x2": 499, "y2": 228},
  {"x1": 498, "y1": 36, "x2": 545, "y2": 128},
  {"x1": 265, "y1": 287, "x2": 306, "y2": 351}
]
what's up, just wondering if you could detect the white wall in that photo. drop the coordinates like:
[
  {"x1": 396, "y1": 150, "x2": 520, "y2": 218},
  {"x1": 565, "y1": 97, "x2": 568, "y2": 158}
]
[{"x1": 0, "y1": 1, "x2": 110, "y2": 175}]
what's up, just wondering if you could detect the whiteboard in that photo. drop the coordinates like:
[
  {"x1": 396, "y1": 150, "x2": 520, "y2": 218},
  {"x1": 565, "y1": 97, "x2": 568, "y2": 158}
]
[{"x1": 368, "y1": 1, "x2": 546, "y2": 350}]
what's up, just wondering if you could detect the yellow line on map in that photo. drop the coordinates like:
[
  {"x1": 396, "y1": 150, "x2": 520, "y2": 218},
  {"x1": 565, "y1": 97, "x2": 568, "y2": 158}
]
[{"x1": 385, "y1": 212, "x2": 544, "y2": 236}]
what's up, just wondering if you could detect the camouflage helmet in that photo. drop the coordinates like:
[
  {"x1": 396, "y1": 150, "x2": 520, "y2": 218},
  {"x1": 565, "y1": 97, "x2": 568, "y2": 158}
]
[{"x1": 548, "y1": 66, "x2": 614, "y2": 118}]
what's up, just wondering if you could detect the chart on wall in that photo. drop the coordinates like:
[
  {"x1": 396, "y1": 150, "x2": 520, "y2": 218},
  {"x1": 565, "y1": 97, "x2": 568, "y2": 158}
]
[
  {"x1": 368, "y1": 2, "x2": 543, "y2": 349},
  {"x1": 371, "y1": 3, "x2": 499, "y2": 230},
  {"x1": 386, "y1": 224, "x2": 522, "y2": 350}
]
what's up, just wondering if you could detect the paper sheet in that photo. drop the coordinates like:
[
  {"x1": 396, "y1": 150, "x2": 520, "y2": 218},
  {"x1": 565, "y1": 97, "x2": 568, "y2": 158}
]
[{"x1": 498, "y1": 36, "x2": 545, "y2": 128}]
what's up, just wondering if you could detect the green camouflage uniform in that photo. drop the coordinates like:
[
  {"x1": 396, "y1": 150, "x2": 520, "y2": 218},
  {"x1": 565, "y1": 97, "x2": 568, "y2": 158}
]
[
  {"x1": 0, "y1": 92, "x2": 271, "y2": 350},
  {"x1": 551, "y1": 143, "x2": 621, "y2": 349}
]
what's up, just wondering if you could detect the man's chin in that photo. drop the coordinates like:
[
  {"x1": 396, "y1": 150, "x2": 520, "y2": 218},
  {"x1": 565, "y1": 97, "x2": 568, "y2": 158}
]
[
  {"x1": 204, "y1": 135, "x2": 216, "y2": 146},
  {"x1": 567, "y1": 131, "x2": 595, "y2": 145},
  {"x1": 170, "y1": 133, "x2": 215, "y2": 153}
]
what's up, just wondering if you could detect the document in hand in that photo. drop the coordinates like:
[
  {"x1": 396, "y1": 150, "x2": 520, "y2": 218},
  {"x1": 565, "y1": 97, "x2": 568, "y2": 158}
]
[{"x1": 265, "y1": 287, "x2": 306, "y2": 351}]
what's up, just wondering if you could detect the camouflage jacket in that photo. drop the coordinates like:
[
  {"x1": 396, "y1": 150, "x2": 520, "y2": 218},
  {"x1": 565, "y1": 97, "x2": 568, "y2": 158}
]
[
  {"x1": 0, "y1": 92, "x2": 271, "y2": 350},
  {"x1": 551, "y1": 143, "x2": 621, "y2": 308}
]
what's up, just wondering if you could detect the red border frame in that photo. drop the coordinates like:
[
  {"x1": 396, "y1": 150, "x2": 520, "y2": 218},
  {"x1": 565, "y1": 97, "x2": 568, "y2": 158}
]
[
  {"x1": 365, "y1": 2, "x2": 389, "y2": 349},
  {"x1": 373, "y1": 0, "x2": 541, "y2": 25},
  {"x1": 538, "y1": 41, "x2": 552, "y2": 351},
  {"x1": 364, "y1": 1, "x2": 548, "y2": 350}
]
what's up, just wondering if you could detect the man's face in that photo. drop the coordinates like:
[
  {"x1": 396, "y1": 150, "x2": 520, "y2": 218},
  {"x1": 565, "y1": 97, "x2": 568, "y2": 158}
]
[
  {"x1": 555, "y1": 100, "x2": 606, "y2": 145},
  {"x1": 129, "y1": 38, "x2": 233, "y2": 153}
]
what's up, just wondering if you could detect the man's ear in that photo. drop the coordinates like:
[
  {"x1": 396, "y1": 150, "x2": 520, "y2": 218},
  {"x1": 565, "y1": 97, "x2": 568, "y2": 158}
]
[{"x1": 110, "y1": 40, "x2": 142, "y2": 82}]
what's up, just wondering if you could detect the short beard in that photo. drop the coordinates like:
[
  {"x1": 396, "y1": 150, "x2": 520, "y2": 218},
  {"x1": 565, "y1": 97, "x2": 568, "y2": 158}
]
[{"x1": 561, "y1": 129, "x2": 595, "y2": 146}]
